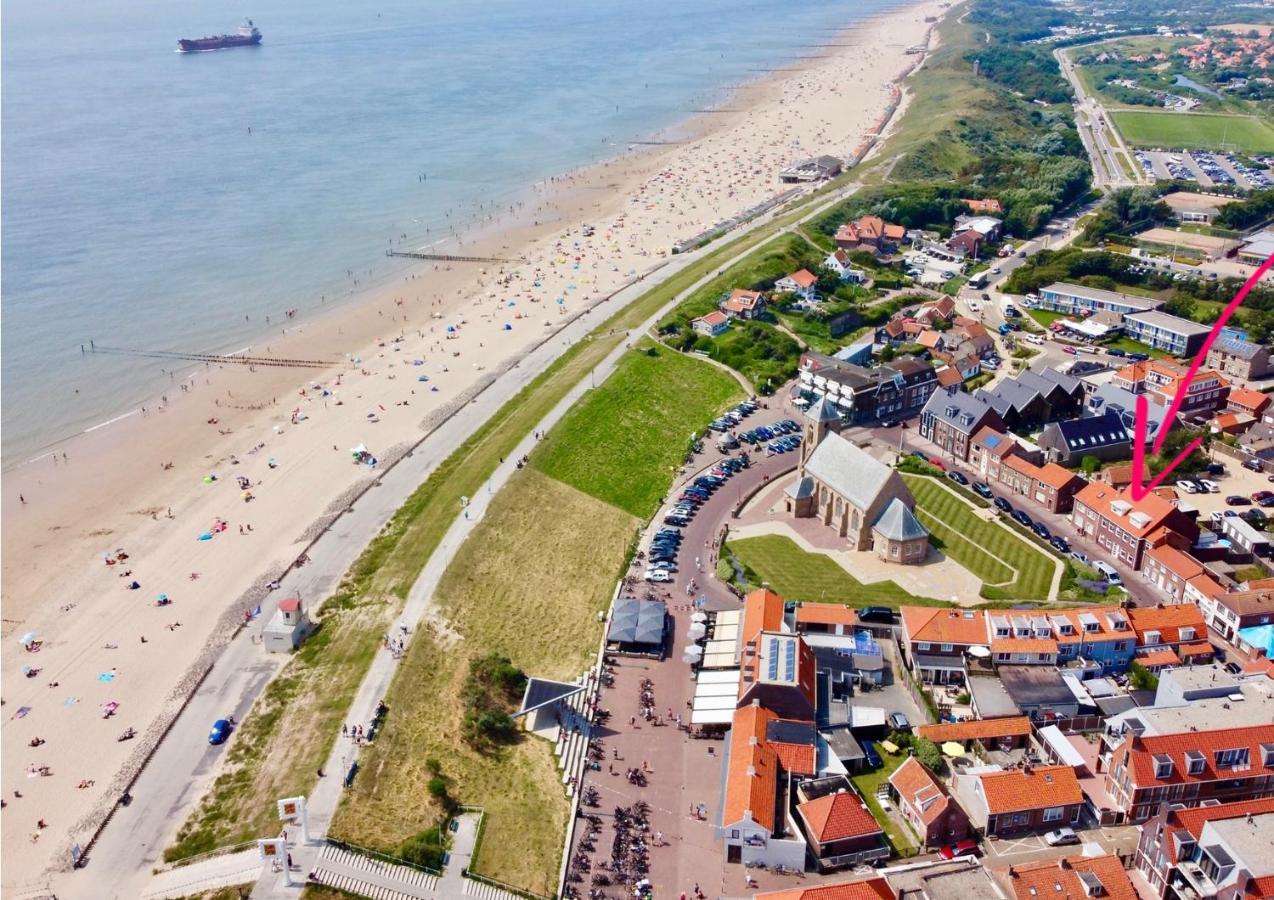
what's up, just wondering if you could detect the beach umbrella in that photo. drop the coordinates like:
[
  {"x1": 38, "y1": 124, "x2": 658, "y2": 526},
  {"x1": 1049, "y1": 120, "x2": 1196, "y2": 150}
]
[
  {"x1": 503, "y1": 323, "x2": 512, "y2": 331},
  {"x1": 18, "y1": 632, "x2": 36, "y2": 647},
  {"x1": 687, "y1": 622, "x2": 707, "y2": 641},
  {"x1": 690, "y1": 612, "x2": 708, "y2": 624},
  {"x1": 682, "y1": 644, "x2": 703, "y2": 658},
  {"x1": 198, "y1": 532, "x2": 213, "y2": 541},
  {"x1": 942, "y1": 741, "x2": 965, "y2": 758}
]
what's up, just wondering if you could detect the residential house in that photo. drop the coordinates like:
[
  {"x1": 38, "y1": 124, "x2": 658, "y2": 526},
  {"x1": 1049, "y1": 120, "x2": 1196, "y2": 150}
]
[
  {"x1": 1070, "y1": 483, "x2": 1200, "y2": 570},
  {"x1": 1135, "y1": 797, "x2": 1274, "y2": 900},
  {"x1": 1039, "y1": 413, "x2": 1131, "y2": 466},
  {"x1": 953, "y1": 764, "x2": 1083, "y2": 837},
  {"x1": 963, "y1": 198, "x2": 1003, "y2": 214},
  {"x1": 692, "y1": 310, "x2": 730, "y2": 337},
  {"x1": 738, "y1": 630, "x2": 818, "y2": 721},
  {"x1": 1208, "y1": 334, "x2": 1273, "y2": 380},
  {"x1": 793, "y1": 603, "x2": 861, "y2": 636},
  {"x1": 754, "y1": 875, "x2": 896, "y2": 900},
  {"x1": 835, "y1": 216, "x2": 905, "y2": 254},
  {"x1": 995, "y1": 455, "x2": 1084, "y2": 514},
  {"x1": 899, "y1": 607, "x2": 990, "y2": 684},
  {"x1": 1127, "y1": 603, "x2": 1213, "y2": 668},
  {"x1": 971, "y1": 427, "x2": 1022, "y2": 483},
  {"x1": 1115, "y1": 359, "x2": 1230, "y2": 418},
  {"x1": 1198, "y1": 587, "x2": 1274, "y2": 643},
  {"x1": 1239, "y1": 421, "x2": 1274, "y2": 463},
  {"x1": 1141, "y1": 545, "x2": 1210, "y2": 605},
  {"x1": 798, "y1": 352, "x2": 938, "y2": 425},
  {"x1": 945, "y1": 229, "x2": 982, "y2": 259},
  {"x1": 975, "y1": 380, "x2": 1053, "y2": 432},
  {"x1": 918, "y1": 716, "x2": 1033, "y2": 752},
  {"x1": 824, "y1": 249, "x2": 868, "y2": 284},
  {"x1": 1229, "y1": 387, "x2": 1271, "y2": 420},
  {"x1": 775, "y1": 270, "x2": 818, "y2": 304},
  {"x1": 1105, "y1": 721, "x2": 1274, "y2": 823},
  {"x1": 985, "y1": 607, "x2": 1137, "y2": 675},
  {"x1": 919, "y1": 388, "x2": 1005, "y2": 461},
  {"x1": 1219, "y1": 515, "x2": 1273, "y2": 559},
  {"x1": 915, "y1": 297, "x2": 956, "y2": 325},
  {"x1": 722, "y1": 288, "x2": 767, "y2": 319},
  {"x1": 935, "y1": 366, "x2": 963, "y2": 388},
  {"x1": 1123, "y1": 310, "x2": 1212, "y2": 357},
  {"x1": 887, "y1": 757, "x2": 970, "y2": 848},
  {"x1": 1003, "y1": 854, "x2": 1138, "y2": 900},
  {"x1": 795, "y1": 777, "x2": 889, "y2": 871},
  {"x1": 1212, "y1": 411, "x2": 1257, "y2": 436},
  {"x1": 1084, "y1": 383, "x2": 1177, "y2": 449},
  {"x1": 953, "y1": 214, "x2": 1003, "y2": 242},
  {"x1": 1037, "y1": 283, "x2": 1163, "y2": 318}
]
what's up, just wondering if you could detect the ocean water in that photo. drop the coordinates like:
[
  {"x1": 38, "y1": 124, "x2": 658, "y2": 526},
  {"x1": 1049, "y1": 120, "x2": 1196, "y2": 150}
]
[{"x1": 1, "y1": 0, "x2": 896, "y2": 463}]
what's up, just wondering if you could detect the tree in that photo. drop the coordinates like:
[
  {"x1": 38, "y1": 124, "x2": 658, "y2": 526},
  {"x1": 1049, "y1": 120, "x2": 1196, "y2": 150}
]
[
  {"x1": 1129, "y1": 661, "x2": 1159, "y2": 692},
  {"x1": 1080, "y1": 455, "x2": 1101, "y2": 476}
]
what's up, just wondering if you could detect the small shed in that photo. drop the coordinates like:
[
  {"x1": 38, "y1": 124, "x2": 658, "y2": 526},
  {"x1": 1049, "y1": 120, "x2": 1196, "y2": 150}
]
[
  {"x1": 264, "y1": 597, "x2": 311, "y2": 652},
  {"x1": 606, "y1": 597, "x2": 668, "y2": 657}
]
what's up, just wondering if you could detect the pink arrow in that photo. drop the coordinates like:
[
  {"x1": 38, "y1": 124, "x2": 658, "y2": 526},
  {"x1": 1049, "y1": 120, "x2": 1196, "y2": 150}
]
[{"x1": 1130, "y1": 251, "x2": 1274, "y2": 501}]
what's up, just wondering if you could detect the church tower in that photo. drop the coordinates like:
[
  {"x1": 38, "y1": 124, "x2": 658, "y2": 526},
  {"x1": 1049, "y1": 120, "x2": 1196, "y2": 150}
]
[{"x1": 801, "y1": 395, "x2": 841, "y2": 469}]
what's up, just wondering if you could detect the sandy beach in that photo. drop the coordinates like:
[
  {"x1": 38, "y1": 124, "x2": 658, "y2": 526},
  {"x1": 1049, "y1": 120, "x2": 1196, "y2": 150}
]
[{"x1": 0, "y1": 0, "x2": 944, "y2": 885}]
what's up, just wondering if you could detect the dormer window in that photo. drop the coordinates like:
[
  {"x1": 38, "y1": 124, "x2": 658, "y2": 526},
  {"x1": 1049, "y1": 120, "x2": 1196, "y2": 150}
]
[
  {"x1": 1262, "y1": 743, "x2": 1274, "y2": 767},
  {"x1": 1186, "y1": 750, "x2": 1206, "y2": 775},
  {"x1": 1180, "y1": 626, "x2": 1195, "y2": 642},
  {"x1": 1154, "y1": 753, "x2": 1174, "y2": 779},
  {"x1": 1085, "y1": 622, "x2": 1100, "y2": 633},
  {"x1": 996, "y1": 627, "x2": 1010, "y2": 637},
  {"x1": 1144, "y1": 630, "x2": 1160, "y2": 645},
  {"x1": 1215, "y1": 748, "x2": 1250, "y2": 769}
]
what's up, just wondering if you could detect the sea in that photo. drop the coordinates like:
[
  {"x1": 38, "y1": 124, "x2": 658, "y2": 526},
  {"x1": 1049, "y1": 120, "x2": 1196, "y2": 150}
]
[{"x1": 1, "y1": 0, "x2": 898, "y2": 464}]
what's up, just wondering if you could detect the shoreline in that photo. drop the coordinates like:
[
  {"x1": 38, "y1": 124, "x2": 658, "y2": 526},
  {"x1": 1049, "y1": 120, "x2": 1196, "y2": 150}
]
[{"x1": 0, "y1": 0, "x2": 946, "y2": 885}]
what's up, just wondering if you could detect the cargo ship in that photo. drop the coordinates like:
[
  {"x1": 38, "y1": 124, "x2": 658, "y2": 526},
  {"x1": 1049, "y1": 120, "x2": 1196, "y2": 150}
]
[{"x1": 178, "y1": 20, "x2": 262, "y2": 53}]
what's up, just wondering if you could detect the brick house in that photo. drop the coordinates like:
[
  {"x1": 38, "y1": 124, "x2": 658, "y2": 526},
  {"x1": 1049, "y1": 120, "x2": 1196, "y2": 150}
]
[
  {"x1": 722, "y1": 288, "x2": 767, "y2": 319},
  {"x1": 1070, "y1": 484, "x2": 1200, "y2": 570},
  {"x1": 693, "y1": 310, "x2": 731, "y2": 337},
  {"x1": 955, "y1": 764, "x2": 1083, "y2": 837},
  {"x1": 795, "y1": 779, "x2": 889, "y2": 871},
  {"x1": 835, "y1": 216, "x2": 905, "y2": 254},
  {"x1": 1207, "y1": 333, "x2": 1273, "y2": 381},
  {"x1": 1127, "y1": 603, "x2": 1213, "y2": 667},
  {"x1": 919, "y1": 388, "x2": 1004, "y2": 462},
  {"x1": 1003, "y1": 855, "x2": 1138, "y2": 900},
  {"x1": 1228, "y1": 386, "x2": 1272, "y2": 420},
  {"x1": 899, "y1": 607, "x2": 990, "y2": 685},
  {"x1": 1114, "y1": 360, "x2": 1230, "y2": 419},
  {"x1": 1105, "y1": 723, "x2": 1274, "y2": 823},
  {"x1": 970, "y1": 427, "x2": 1021, "y2": 483},
  {"x1": 996, "y1": 455, "x2": 1085, "y2": 514},
  {"x1": 1198, "y1": 587, "x2": 1274, "y2": 643},
  {"x1": 1140, "y1": 544, "x2": 1208, "y2": 604},
  {"x1": 887, "y1": 757, "x2": 970, "y2": 848},
  {"x1": 1135, "y1": 797, "x2": 1274, "y2": 899}
]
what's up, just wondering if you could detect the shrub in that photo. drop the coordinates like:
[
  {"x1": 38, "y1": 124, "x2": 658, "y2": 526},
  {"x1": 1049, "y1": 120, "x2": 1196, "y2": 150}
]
[
  {"x1": 1129, "y1": 661, "x2": 1159, "y2": 692},
  {"x1": 399, "y1": 826, "x2": 447, "y2": 870}
]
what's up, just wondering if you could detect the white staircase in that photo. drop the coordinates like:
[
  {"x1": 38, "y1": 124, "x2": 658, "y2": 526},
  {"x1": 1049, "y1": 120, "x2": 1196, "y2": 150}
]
[
  {"x1": 308, "y1": 843, "x2": 439, "y2": 899},
  {"x1": 463, "y1": 878, "x2": 526, "y2": 900},
  {"x1": 552, "y1": 673, "x2": 596, "y2": 794}
]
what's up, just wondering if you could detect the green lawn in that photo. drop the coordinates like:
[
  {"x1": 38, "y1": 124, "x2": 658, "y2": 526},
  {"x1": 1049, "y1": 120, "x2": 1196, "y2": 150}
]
[
  {"x1": 1100, "y1": 335, "x2": 1169, "y2": 358},
  {"x1": 851, "y1": 748, "x2": 919, "y2": 856},
  {"x1": 533, "y1": 343, "x2": 743, "y2": 518},
  {"x1": 904, "y1": 476, "x2": 1057, "y2": 602},
  {"x1": 1027, "y1": 308, "x2": 1070, "y2": 328},
  {"x1": 724, "y1": 533, "x2": 945, "y2": 607},
  {"x1": 1109, "y1": 110, "x2": 1274, "y2": 154}
]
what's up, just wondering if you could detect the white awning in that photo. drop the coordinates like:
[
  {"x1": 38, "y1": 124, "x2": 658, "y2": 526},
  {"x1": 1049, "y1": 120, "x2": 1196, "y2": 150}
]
[{"x1": 1038, "y1": 725, "x2": 1086, "y2": 770}]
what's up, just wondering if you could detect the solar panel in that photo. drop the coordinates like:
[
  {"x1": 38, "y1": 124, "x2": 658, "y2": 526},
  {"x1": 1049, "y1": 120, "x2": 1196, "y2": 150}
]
[
  {"x1": 785, "y1": 640, "x2": 797, "y2": 680},
  {"x1": 767, "y1": 637, "x2": 780, "y2": 681}
]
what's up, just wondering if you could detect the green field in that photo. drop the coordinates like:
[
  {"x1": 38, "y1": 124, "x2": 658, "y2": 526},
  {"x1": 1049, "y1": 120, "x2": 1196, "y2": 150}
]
[
  {"x1": 533, "y1": 343, "x2": 743, "y2": 518},
  {"x1": 903, "y1": 476, "x2": 1057, "y2": 602},
  {"x1": 723, "y1": 533, "x2": 944, "y2": 607},
  {"x1": 1109, "y1": 110, "x2": 1274, "y2": 154}
]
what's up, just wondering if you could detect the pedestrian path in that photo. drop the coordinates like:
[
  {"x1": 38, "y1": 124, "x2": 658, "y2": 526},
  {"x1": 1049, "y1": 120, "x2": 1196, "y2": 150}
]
[
  {"x1": 307, "y1": 844, "x2": 438, "y2": 899},
  {"x1": 140, "y1": 848, "x2": 261, "y2": 899}
]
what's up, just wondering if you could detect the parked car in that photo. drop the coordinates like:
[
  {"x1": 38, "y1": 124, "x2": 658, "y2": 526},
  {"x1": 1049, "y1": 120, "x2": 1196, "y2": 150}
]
[
  {"x1": 208, "y1": 718, "x2": 234, "y2": 745},
  {"x1": 858, "y1": 606, "x2": 895, "y2": 624},
  {"x1": 947, "y1": 471, "x2": 969, "y2": 486},
  {"x1": 938, "y1": 840, "x2": 980, "y2": 860},
  {"x1": 1251, "y1": 491, "x2": 1273, "y2": 504},
  {"x1": 1011, "y1": 510, "x2": 1033, "y2": 528},
  {"x1": 1032, "y1": 521, "x2": 1051, "y2": 540},
  {"x1": 1245, "y1": 458, "x2": 1265, "y2": 473},
  {"x1": 910, "y1": 450, "x2": 929, "y2": 462},
  {"x1": 1127, "y1": 352, "x2": 1149, "y2": 362},
  {"x1": 1206, "y1": 462, "x2": 1226, "y2": 476},
  {"x1": 1199, "y1": 479, "x2": 1220, "y2": 493},
  {"x1": 1227, "y1": 495, "x2": 1252, "y2": 506},
  {"x1": 1050, "y1": 536, "x2": 1070, "y2": 553},
  {"x1": 644, "y1": 570, "x2": 673, "y2": 583},
  {"x1": 1070, "y1": 549, "x2": 1089, "y2": 565},
  {"x1": 973, "y1": 482, "x2": 993, "y2": 499},
  {"x1": 1044, "y1": 827, "x2": 1080, "y2": 847},
  {"x1": 888, "y1": 712, "x2": 911, "y2": 732},
  {"x1": 1176, "y1": 479, "x2": 1199, "y2": 494},
  {"x1": 993, "y1": 496, "x2": 1012, "y2": 513},
  {"x1": 1106, "y1": 348, "x2": 1126, "y2": 358},
  {"x1": 1093, "y1": 561, "x2": 1121, "y2": 584}
]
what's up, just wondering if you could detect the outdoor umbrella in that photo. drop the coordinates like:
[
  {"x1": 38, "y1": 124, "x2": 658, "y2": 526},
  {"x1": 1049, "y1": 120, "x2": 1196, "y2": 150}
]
[{"x1": 942, "y1": 741, "x2": 966, "y2": 758}]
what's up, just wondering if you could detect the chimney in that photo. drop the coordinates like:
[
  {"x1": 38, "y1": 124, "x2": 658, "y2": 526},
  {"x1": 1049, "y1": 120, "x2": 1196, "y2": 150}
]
[{"x1": 1059, "y1": 857, "x2": 1071, "y2": 870}]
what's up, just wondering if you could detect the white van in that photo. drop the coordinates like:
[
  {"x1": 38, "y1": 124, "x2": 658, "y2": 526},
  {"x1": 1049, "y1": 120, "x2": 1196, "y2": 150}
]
[{"x1": 1093, "y1": 561, "x2": 1121, "y2": 584}]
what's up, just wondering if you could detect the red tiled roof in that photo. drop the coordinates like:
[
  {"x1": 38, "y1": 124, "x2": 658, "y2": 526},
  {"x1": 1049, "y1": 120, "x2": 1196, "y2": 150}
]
[
  {"x1": 888, "y1": 757, "x2": 953, "y2": 826},
  {"x1": 742, "y1": 588, "x2": 786, "y2": 642},
  {"x1": 1130, "y1": 723, "x2": 1274, "y2": 786},
  {"x1": 1135, "y1": 647, "x2": 1180, "y2": 669},
  {"x1": 1144, "y1": 545, "x2": 1205, "y2": 583},
  {"x1": 900, "y1": 607, "x2": 988, "y2": 647},
  {"x1": 1228, "y1": 386, "x2": 1270, "y2": 413},
  {"x1": 991, "y1": 637, "x2": 1058, "y2": 655},
  {"x1": 918, "y1": 716, "x2": 1032, "y2": 744},
  {"x1": 935, "y1": 367, "x2": 963, "y2": 387},
  {"x1": 794, "y1": 604, "x2": 858, "y2": 627},
  {"x1": 978, "y1": 765, "x2": 1082, "y2": 814},
  {"x1": 697, "y1": 310, "x2": 729, "y2": 327},
  {"x1": 1127, "y1": 604, "x2": 1206, "y2": 645},
  {"x1": 1007, "y1": 854, "x2": 1137, "y2": 900},
  {"x1": 1178, "y1": 641, "x2": 1214, "y2": 658},
  {"x1": 1038, "y1": 463, "x2": 1080, "y2": 491},
  {"x1": 756, "y1": 876, "x2": 896, "y2": 900},
  {"x1": 784, "y1": 269, "x2": 817, "y2": 289},
  {"x1": 1073, "y1": 483, "x2": 1187, "y2": 540},
  {"x1": 1186, "y1": 573, "x2": 1226, "y2": 600},
  {"x1": 972, "y1": 426, "x2": 1018, "y2": 459},
  {"x1": 798, "y1": 789, "x2": 883, "y2": 843},
  {"x1": 723, "y1": 705, "x2": 780, "y2": 832},
  {"x1": 1174, "y1": 797, "x2": 1274, "y2": 840}
]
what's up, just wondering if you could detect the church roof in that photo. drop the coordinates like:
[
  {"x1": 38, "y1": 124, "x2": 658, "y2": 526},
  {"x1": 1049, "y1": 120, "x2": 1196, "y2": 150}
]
[
  {"x1": 872, "y1": 498, "x2": 928, "y2": 542},
  {"x1": 803, "y1": 433, "x2": 907, "y2": 516},
  {"x1": 785, "y1": 476, "x2": 816, "y2": 499},
  {"x1": 805, "y1": 395, "x2": 842, "y2": 424}
]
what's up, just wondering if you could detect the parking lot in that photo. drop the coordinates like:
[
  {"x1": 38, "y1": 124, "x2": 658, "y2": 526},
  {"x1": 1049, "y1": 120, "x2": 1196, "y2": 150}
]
[{"x1": 1135, "y1": 148, "x2": 1273, "y2": 189}]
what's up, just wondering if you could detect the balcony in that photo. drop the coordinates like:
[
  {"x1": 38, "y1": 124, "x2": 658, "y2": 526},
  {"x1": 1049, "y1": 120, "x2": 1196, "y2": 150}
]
[{"x1": 819, "y1": 844, "x2": 891, "y2": 871}]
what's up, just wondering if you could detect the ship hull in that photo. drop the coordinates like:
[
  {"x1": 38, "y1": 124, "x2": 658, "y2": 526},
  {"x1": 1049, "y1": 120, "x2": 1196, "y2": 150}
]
[{"x1": 178, "y1": 34, "x2": 262, "y2": 52}]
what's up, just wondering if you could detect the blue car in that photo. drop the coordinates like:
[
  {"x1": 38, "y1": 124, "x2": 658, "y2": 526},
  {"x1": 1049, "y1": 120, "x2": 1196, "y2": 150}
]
[{"x1": 209, "y1": 718, "x2": 233, "y2": 745}]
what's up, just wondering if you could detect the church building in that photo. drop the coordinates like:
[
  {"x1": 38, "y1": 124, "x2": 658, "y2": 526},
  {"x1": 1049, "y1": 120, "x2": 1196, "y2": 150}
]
[{"x1": 785, "y1": 397, "x2": 929, "y2": 565}]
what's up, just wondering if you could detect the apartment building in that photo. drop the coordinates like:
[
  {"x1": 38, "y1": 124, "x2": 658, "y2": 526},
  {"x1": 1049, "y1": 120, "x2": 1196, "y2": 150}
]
[
  {"x1": 1070, "y1": 484, "x2": 1200, "y2": 570},
  {"x1": 919, "y1": 388, "x2": 1004, "y2": 461},
  {"x1": 1135, "y1": 797, "x2": 1274, "y2": 899}
]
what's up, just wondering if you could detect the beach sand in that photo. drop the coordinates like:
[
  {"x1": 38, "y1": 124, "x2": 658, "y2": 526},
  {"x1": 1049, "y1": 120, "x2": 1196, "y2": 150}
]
[{"x1": 0, "y1": 0, "x2": 944, "y2": 884}]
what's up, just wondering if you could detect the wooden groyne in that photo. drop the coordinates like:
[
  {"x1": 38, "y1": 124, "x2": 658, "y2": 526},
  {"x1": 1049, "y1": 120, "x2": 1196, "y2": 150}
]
[
  {"x1": 86, "y1": 344, "x2": 332, "y2": 369},
  {"x1": 385, "y1": 250, "x2": 524, "y2": 264}
]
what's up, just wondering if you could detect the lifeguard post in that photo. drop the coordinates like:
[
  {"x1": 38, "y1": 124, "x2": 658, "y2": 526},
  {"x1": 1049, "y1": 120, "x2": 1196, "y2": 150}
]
[{"x1": 264, "y1": 597, "x2": 311, "y2": 652}]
